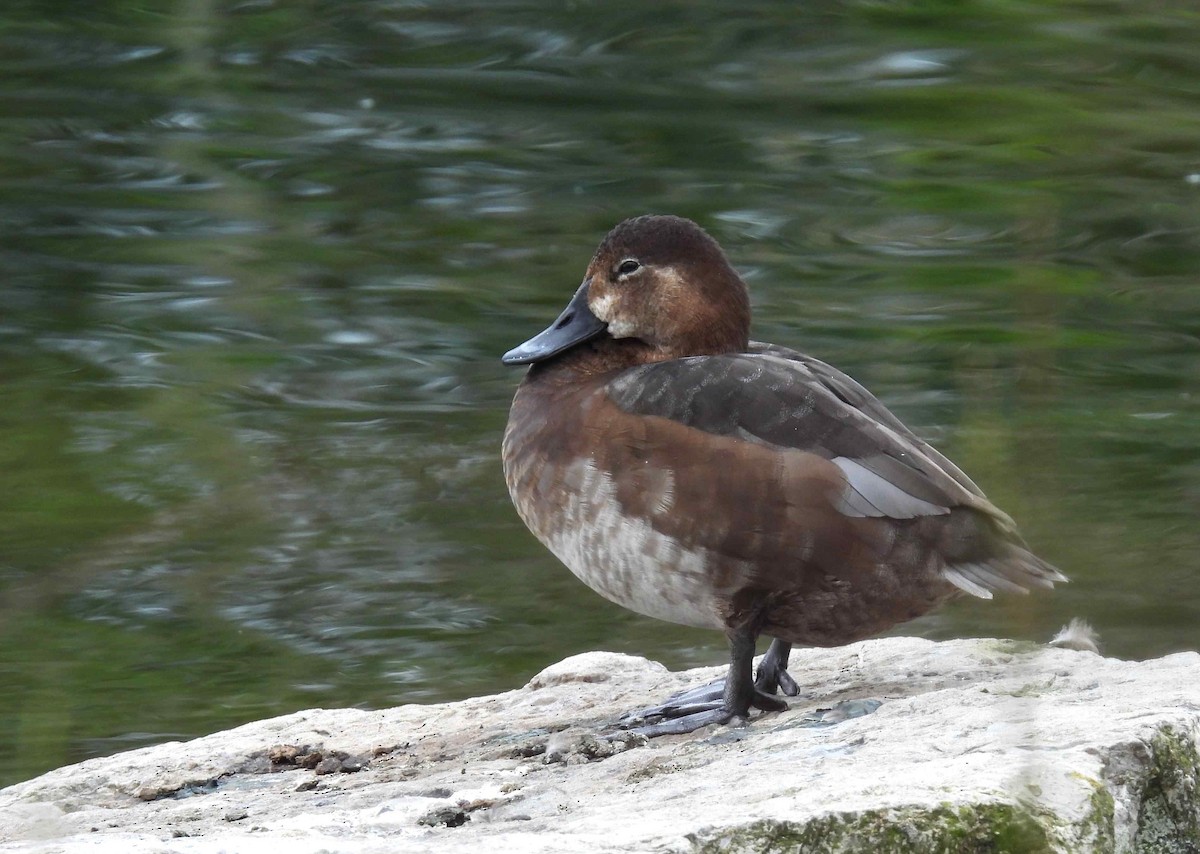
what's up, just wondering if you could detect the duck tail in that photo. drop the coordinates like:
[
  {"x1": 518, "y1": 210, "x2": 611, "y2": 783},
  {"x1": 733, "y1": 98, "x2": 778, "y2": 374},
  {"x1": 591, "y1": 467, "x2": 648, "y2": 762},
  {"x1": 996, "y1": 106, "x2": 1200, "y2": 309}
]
[{"x1": 942, "y1": 547, "x2": 1067, "y2": 600}]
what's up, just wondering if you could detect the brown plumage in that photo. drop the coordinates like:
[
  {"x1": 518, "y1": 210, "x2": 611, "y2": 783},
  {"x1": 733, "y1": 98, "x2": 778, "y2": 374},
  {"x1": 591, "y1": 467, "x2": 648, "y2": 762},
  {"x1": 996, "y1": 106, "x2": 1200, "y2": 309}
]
[{"x1": 501, "y1": 214, "x2": 1065, "y2": 735}]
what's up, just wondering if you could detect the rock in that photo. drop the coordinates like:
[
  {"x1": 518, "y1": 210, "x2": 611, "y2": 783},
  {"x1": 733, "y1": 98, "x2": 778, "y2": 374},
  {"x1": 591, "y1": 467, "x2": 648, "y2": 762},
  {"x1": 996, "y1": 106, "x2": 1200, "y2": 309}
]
[{"x1": 1, "y1": 637, "x2": 1198, "y2": 853}]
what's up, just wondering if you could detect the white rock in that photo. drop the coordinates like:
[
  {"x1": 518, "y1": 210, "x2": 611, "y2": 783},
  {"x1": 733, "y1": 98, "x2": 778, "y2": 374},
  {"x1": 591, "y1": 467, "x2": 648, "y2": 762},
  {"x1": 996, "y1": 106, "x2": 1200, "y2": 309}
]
[{"x1": 1, "y1": 638, "x2": 1198, "y2": 853}]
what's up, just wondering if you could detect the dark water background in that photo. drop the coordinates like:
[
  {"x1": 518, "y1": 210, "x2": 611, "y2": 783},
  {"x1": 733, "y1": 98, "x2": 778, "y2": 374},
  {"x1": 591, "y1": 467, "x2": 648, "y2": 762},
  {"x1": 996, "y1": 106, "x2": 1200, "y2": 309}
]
[{"x1": 2, "y1": 0, "x2": 1198, "y2": 787}]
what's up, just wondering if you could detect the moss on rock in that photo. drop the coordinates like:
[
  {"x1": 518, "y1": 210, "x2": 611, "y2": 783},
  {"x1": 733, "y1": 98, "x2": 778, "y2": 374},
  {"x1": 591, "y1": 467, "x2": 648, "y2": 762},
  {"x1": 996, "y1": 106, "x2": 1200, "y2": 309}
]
[
  {"x1": 1075, "y1": 775, "x2": 1116, "y2": 853},
  {"x1": 690, "y1": 803, "x2": 1053, "y2": 854}
]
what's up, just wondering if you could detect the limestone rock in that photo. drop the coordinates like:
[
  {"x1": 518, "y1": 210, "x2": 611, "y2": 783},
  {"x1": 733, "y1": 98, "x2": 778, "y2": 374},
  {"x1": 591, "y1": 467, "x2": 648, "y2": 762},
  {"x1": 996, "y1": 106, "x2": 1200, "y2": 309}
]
[{"x1": 2, "y1": 637, "x2": 1198, "y2": 853}]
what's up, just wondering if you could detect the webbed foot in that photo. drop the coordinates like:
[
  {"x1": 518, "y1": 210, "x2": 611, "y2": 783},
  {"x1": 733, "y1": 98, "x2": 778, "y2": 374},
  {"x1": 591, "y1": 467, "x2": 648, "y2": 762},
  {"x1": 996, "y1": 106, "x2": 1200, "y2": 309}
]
[
  {"x1": 612, "y1": 686, "x2": 788, "y2": 737},
  {"x1": 754, "y1": 638, "x2": 800, "y2": 696},
  {"x1": 608, "y1": 631, "x2": 791, "y2": 738}
]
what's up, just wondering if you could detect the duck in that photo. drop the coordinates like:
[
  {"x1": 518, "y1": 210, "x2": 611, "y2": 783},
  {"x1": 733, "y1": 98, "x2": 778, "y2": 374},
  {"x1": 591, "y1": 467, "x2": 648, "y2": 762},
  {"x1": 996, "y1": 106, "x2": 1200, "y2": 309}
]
[{"x1": 501, "y1": 214, "x2": 1065, "y2": 736}]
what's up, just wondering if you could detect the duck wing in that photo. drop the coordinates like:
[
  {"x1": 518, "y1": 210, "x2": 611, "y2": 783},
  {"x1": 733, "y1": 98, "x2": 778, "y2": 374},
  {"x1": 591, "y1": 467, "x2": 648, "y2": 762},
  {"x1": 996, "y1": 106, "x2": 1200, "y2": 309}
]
[
  {"x1": 602, "y1": 346, "x2": 1064, "y2": 598},
  {"x1": 607, "y1": 346, "x2": 989, "y2": 522},
  {"x1": 748, "y1": 342, "x2": 987, "y2": 500}
]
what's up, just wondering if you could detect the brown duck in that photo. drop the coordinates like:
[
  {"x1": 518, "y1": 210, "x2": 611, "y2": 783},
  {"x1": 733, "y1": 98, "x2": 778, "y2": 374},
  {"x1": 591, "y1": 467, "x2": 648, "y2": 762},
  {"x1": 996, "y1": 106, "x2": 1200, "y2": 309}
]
[{"x1": 501, "y1": 215, "x2": 1065, "y2": 735}]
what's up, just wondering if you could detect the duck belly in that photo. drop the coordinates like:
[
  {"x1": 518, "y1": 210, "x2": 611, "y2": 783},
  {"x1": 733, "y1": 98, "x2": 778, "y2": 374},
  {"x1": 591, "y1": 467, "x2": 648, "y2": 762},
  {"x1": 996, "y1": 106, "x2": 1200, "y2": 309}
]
[{"x1": 505, "y1": 448, "x2": 730, "y2": 631}]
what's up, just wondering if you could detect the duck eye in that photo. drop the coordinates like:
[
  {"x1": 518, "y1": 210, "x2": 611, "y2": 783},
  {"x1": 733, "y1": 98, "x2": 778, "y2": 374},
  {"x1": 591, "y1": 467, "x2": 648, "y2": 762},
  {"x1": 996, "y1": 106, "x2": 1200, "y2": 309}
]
[{"x1": 617, "y1": 259, "x2": 641, "y2": 277}]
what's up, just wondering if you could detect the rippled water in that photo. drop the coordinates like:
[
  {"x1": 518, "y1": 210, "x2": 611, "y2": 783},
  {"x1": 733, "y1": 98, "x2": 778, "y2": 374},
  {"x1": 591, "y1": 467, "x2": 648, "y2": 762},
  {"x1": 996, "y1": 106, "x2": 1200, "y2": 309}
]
[{"x1": 2, "y1": 1, "x2": 1199, "y2": 786}]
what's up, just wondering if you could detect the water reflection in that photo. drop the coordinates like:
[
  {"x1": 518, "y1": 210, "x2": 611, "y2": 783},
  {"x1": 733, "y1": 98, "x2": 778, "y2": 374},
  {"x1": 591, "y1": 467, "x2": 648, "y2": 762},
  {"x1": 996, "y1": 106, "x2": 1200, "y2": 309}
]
[{"x1": 1, "y1": 0, "x2": 1198, "y2": 788}]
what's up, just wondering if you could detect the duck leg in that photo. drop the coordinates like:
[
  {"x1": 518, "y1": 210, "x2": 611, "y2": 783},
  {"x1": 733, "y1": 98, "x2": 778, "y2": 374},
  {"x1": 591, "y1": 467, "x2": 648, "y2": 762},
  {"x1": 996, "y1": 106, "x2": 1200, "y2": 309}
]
[
  {"x1": 722, "y1": 627, "x2": 790, "y2": 716},
  {"x1": 754, "y1": 638, "x2": 800, "y2": 697},
  {"x1": 614, "y1": 627, "x2": 789, "y2": 737}
]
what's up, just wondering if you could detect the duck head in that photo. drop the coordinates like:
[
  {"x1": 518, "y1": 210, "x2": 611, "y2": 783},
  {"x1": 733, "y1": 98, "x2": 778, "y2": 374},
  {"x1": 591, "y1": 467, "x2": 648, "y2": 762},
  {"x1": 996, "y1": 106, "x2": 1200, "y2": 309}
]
[{"x1": 502, "y1": 215, "x2": 751, "y2": 366}]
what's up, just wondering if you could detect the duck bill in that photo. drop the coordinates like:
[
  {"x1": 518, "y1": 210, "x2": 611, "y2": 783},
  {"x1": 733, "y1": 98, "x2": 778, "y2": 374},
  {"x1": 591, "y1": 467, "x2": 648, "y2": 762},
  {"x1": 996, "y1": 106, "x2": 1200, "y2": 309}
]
[{"x1": 502, "y1": 280, "x2": 607, "y2": 365}]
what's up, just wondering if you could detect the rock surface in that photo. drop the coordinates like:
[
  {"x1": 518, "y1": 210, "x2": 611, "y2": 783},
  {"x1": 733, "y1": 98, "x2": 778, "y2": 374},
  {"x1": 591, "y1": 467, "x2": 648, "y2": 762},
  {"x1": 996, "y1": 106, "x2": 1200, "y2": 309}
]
[{"x1": 2, "y1": 637, "x2": 1199, "y2": 853}]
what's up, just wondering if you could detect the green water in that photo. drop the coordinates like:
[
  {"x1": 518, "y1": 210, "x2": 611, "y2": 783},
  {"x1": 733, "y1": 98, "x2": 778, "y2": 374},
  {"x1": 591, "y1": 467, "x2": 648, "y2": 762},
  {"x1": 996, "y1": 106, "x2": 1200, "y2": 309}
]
[{"x1": 2, "y1": 0, "x2": 1198, "y2": 787}]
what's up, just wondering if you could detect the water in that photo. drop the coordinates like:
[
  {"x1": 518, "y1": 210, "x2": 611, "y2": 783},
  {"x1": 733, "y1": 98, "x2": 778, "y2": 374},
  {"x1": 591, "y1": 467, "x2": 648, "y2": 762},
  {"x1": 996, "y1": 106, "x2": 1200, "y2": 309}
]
[{"x1": 2, "y1": 0, "x2": 1198, "y2": 787}]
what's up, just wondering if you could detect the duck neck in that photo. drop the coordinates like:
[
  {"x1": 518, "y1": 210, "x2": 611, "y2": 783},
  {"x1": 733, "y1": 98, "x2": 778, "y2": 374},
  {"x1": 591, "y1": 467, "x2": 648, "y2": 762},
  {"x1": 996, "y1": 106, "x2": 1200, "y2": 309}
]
[
  {"x1": 526, "y1": 338, "x2": 662, "y2": 383},
  {"x1": 650, "y1": 266, "x2": 751, "y2": 359}
]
